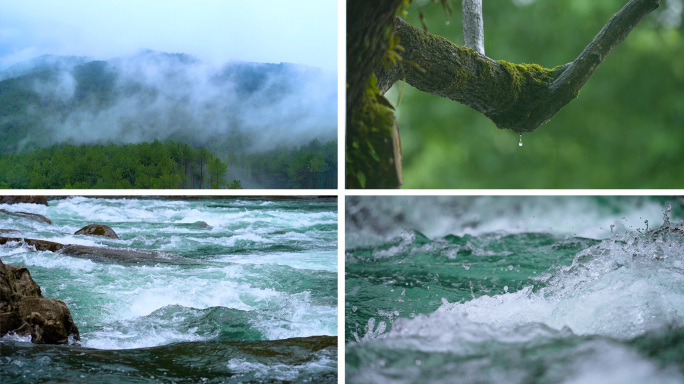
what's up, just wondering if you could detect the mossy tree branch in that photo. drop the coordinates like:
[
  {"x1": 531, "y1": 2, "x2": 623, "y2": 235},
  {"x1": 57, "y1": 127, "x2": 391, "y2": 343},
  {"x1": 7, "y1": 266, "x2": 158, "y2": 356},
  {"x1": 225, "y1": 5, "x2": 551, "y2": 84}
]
[{"x1": 377, "y1": 0, "x2": 661, "y2": 134}]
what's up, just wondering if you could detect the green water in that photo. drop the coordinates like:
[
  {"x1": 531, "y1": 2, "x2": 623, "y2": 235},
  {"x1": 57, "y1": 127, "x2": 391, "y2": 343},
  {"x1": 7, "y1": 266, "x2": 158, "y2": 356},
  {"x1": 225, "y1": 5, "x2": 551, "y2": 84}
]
[
  {"x1": 1, "y1": 196, "x2": 338, "y2": 383},
  {"x1": 346, "y1": 196, "x2": 684, "y2": 384}
]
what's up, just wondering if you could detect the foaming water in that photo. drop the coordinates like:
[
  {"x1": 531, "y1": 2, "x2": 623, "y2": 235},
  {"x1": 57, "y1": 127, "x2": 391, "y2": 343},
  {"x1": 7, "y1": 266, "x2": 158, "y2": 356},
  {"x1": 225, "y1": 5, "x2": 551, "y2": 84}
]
[
  {"x1": 346, "y1": 196, "x2": 684, "y2": 384},
  {"x1": 346, "y1": 196, "x2": 675, "y2": 248},
  {"x1": 1, "y1": 196, "x2": 337, "y2": 382}
]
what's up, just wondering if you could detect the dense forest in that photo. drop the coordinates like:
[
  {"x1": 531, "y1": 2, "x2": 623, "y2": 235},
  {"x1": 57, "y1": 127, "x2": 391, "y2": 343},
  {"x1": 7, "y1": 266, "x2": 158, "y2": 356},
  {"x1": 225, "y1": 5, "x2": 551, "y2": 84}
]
[
  {"x1": 0, "y1": 139, "x2": 337, "y2": 189},
  {"x1": 0, "y1": 140, "x2": 238, "y2": 189},
  {"x1": 231, "y1": 139, "x2": 337, "y2": 189}
]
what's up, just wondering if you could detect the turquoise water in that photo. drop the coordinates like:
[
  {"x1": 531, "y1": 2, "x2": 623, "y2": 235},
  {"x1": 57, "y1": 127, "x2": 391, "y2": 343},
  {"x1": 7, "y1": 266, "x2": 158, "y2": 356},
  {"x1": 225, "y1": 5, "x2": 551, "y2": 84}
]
[
  {"x1": 346, "y1": 196, "x2": 684, "y2": 384},
  {"x1": 1, "y1": 196, "x2": 337, "y2": 383}
]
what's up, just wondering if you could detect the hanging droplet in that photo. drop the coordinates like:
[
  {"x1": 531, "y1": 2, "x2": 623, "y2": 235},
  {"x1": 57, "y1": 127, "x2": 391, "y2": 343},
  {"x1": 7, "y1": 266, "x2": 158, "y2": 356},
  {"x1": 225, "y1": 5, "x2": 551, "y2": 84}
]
[
  {"x1": 518, "y1": 135, "x2": 523, "y2": 147},
  {"x1": 445, "y1": 20, "x2": 450, "y2": 26}
]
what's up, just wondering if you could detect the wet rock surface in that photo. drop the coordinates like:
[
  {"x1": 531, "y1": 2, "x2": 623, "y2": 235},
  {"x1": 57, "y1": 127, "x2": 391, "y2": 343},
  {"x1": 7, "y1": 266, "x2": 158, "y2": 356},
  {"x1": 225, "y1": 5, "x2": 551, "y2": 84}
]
[
  {"x1": 0, "y1": 209, "x2": 52, "y2": 224},
  {"x1": 0, "y1": 236, "x2": 185, "y2": 263},
  {"x1": 0, "y1": 196, "x2": 48, "y2": 206},
  {"x1": 0, "y1": 237, "x2": 64, "y2": 252},
  {"x1": 74, "y1": 224, "x2": 119, "y2": 239},
  {"x1": 0, "y1": 258, "x2": 80, "y2": 344}
]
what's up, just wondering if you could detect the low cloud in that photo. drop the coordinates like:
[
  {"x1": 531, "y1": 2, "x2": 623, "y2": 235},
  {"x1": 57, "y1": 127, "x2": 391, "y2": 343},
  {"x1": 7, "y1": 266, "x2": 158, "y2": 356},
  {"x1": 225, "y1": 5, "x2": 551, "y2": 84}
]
[{"x1": 26, "y1": 51, "x2": 337, "y2": 153}]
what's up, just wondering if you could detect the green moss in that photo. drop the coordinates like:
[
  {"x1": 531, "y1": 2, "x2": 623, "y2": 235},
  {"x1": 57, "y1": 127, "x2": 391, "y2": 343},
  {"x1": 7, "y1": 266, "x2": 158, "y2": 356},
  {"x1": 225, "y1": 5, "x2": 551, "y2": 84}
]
[{"x1": 346, "y1": 74, "x2": 399, "y2": 188}]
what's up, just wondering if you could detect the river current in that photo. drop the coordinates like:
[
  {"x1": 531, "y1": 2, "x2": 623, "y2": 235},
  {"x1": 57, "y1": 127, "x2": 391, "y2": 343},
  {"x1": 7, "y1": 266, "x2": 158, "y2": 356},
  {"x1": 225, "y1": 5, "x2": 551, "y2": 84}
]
[
  {"x1": 1, "y1": 196, "x2": 338, "y2": 383},
  {"x1": 346, "y1": 196, "x2": 684, "y2": 384}
]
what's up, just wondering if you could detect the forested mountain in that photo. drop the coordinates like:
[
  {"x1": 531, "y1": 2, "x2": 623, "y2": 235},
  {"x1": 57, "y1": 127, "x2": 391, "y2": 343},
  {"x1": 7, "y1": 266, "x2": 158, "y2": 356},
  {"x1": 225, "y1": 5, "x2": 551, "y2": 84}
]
[
  {"x1": 0, "y1": 51, "x2": 337, "y2": 188},
  {"x1": 0, "y1": 54, "x2": 91, "y2": 81}
]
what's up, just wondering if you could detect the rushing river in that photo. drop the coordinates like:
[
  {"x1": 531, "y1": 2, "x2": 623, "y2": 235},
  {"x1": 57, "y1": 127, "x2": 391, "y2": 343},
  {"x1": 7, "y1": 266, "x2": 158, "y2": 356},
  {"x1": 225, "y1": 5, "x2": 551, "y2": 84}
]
[
  {"x1": 346, "y1": 196, "x2": 684, "y2": 384},
  {"x1": 1, "y1": 196, "x2": 338, "y2": 383}
]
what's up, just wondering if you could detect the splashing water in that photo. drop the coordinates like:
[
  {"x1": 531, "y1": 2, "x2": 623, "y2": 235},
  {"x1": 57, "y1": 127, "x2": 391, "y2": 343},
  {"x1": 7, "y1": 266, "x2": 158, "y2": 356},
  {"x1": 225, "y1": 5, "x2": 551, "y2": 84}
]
[
  {"x1": 1, "y1": 196, "x2": 338, "y2": 383},
  {"x1": 519, "y1": 134, "x2": 524, "y2": 147},
  {"x1": 346, "y1": 196, "x2": 684, "y2": 384}
]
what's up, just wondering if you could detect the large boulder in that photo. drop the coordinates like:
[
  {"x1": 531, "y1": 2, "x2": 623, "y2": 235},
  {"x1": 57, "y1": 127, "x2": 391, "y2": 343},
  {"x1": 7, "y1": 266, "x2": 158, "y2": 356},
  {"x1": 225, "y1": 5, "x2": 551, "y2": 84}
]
[
  {"x1": 74, "y1": 224, "x2": 119, "y2": 239},
  {"x1": 0, "y1": 258, "x2": 80, "y2": 344},
  {"x1": 0, "y1": 196, "x2": 48, "y2": 206},
  {"x1": 0, "y1": 209, "x2": 52, "y2": 224}
]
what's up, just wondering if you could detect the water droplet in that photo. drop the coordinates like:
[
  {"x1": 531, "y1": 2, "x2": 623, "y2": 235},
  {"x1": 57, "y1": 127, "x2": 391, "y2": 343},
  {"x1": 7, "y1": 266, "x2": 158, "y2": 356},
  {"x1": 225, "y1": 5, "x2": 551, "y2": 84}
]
[
  {"x1": 445, "y1": 20, "x2": 450, "y2": 26},
  {"x1": 504, "y1": 286, "x2": 509, "y2": 293},
  {"x1": 519, "y1": 135, "x2": 523, "y2": 147}
]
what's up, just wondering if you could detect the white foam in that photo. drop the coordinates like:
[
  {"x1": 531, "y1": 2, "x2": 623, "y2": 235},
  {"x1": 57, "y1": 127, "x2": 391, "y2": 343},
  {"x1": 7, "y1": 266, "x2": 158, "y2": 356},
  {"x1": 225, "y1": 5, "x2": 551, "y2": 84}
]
[
  {"x1": 361, "y1": 230, "x2": 684, "y2": 350},
  {"x1": 255, "y1": 291, "x2": 337, "y2": 340},
  {"x1": 561, "y1": 340, "x2": 684, "y2": 384},
  {"x1": 2, "y1": 252, "x2": 98, "y2": 273},
  {"x1": 1, "y1": 332, "x2": 33, "y2": 343},
  {"x1": 82, "y1": 326, "x2": 205, "y2": 350},
  {"x1": 214, "y1": 251, "x2": 337, "y2": 272},
  {"x1": 227, "y1": 354, "x2": 335, "y2": 381}
]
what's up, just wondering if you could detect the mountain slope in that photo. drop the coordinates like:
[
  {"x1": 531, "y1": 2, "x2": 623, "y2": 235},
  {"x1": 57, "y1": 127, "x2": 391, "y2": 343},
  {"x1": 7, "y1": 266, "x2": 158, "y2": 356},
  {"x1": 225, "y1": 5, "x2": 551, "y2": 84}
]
[{"x1": 0, "y1": 51, "x2": 337, "y2": 155}]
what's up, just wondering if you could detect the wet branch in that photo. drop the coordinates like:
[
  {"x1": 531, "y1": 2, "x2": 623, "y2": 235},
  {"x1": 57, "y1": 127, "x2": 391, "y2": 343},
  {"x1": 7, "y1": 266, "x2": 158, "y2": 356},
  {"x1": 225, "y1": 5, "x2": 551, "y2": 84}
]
[
  {"x1": 377, "y1": 0, "x2": 661, "y2": 134},
  {"x1": 462, "y1": 0, "x2": 484, "y2": 55}
]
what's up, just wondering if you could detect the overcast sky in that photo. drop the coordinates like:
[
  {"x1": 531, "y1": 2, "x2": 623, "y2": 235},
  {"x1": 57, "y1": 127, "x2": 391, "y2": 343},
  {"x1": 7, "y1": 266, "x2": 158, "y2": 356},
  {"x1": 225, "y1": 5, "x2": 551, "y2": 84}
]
[{"x1": 0, "y1": 0, "x2": 338, "y2": 71}]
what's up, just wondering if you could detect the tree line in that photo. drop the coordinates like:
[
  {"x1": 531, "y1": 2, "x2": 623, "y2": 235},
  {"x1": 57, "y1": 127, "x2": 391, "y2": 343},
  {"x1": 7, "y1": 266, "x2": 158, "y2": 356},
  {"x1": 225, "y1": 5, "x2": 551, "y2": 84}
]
[
  {"x1": 0, "y1": 140, "x2": 239, "y2": 189},
  {"x1": 227, "y1": 139, "x2": 337, "y2": 189},
  {"x1": 0, "y1": 138, "x2": 337, "y2": 189}
]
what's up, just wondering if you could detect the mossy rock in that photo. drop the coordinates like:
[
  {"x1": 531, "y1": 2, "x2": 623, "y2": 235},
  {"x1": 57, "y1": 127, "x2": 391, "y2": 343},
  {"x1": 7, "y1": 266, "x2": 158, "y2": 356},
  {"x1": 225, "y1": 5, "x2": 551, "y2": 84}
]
[{"x1": 74, "y1": 224, "x2": 119, "y2": 239}]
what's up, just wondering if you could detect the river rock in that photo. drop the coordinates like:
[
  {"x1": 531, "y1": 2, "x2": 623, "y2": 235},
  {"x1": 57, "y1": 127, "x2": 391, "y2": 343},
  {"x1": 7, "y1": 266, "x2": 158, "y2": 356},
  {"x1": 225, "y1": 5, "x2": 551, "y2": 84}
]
[
  {"x1": 0, "y1": 237, "x2": 65, "y2": 252},
  {"x1": 0, "y1": 209, "x2": 52, "y2": 224},
  {"x1": 74, "y1": 224, "x2": 119, "y2": 239},
  {"x1": 0, "y1": 236, "x2": 186, "y2": 264},
  {"x1": 193, "y1": 221, "x2": 213, "y2": 230},
  {"x1": 0, "y1": 258, "x2": 80, "y2": 344},
  {"x1": 0, "y1": 229, "x2": 22, "y2": 235},
  {"x1": 58, "y1": 245, "x2": 187, "y2": 264},
  {"x1": 0, "y1": 196, "x2": 48, "y2": 206}
]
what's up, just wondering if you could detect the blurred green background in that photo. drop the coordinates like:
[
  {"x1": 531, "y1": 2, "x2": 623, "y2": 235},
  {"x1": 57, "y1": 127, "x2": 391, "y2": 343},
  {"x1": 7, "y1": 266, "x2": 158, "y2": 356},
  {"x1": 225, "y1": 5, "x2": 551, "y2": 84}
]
[{"x1": 387, "y1": 0, "x2": 684, "y2": 188}]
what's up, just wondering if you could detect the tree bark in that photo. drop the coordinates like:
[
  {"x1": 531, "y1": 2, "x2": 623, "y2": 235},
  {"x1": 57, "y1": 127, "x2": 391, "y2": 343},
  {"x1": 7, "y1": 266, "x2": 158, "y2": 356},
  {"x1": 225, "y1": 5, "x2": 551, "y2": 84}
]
[
  {"x1": 346, "y1": 0, "x2": 405, "y2": 189},
  {"x1": 377, "y1": 0, "x2": 661, "y2": 134},
  {"x1": 462, "y1": 0, "x2": 484, "y2": 55}
]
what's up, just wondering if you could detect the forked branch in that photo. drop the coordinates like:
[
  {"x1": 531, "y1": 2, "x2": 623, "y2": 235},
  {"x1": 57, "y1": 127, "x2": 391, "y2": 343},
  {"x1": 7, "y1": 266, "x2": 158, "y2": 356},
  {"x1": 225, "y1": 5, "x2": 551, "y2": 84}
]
[{"x1": 377, "y1": 0, "x2": 661, "y2": 134}]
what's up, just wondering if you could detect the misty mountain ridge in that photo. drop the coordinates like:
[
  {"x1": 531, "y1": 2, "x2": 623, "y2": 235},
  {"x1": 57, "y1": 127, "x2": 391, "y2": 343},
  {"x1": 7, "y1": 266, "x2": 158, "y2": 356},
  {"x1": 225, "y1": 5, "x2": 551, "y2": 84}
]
[
  {"x1": 0, "y1": 54, "x2": 92, "y2": 81},
  {"x1": 0, "y1": 50, "x2": 337, "y2": 155}
]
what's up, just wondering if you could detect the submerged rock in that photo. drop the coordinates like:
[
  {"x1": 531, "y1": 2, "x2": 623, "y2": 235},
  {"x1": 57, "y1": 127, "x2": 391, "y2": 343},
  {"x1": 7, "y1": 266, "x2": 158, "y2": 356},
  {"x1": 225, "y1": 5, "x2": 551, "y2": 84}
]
[
  {"x1": 0, "y1": 237, "x2": 64, "y2": 252},
  {"x1": 0, "y1": 196, "x2": 48, "y2": 206},
  {"x1": 58, "y1": 245, "x2": 181, "y2": 263},
  {"x1": 74, "y1": 224, "x2": 119, "y2": 239},
  {"x1": 0, "y1": 236, "x2": 186, "y2": 264},
  {"x1": 193, "y1": 221, "x2": 213, "y2": 230},
  {"x1": 0, "y1": 209, "x2": 52, "y2": 224},
  {"x1": 0, "y1": 229, "x2": 22, "y2": 235},
  {"x1": 0, "y1": 258, "x2": 80, "y2": 344}
]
